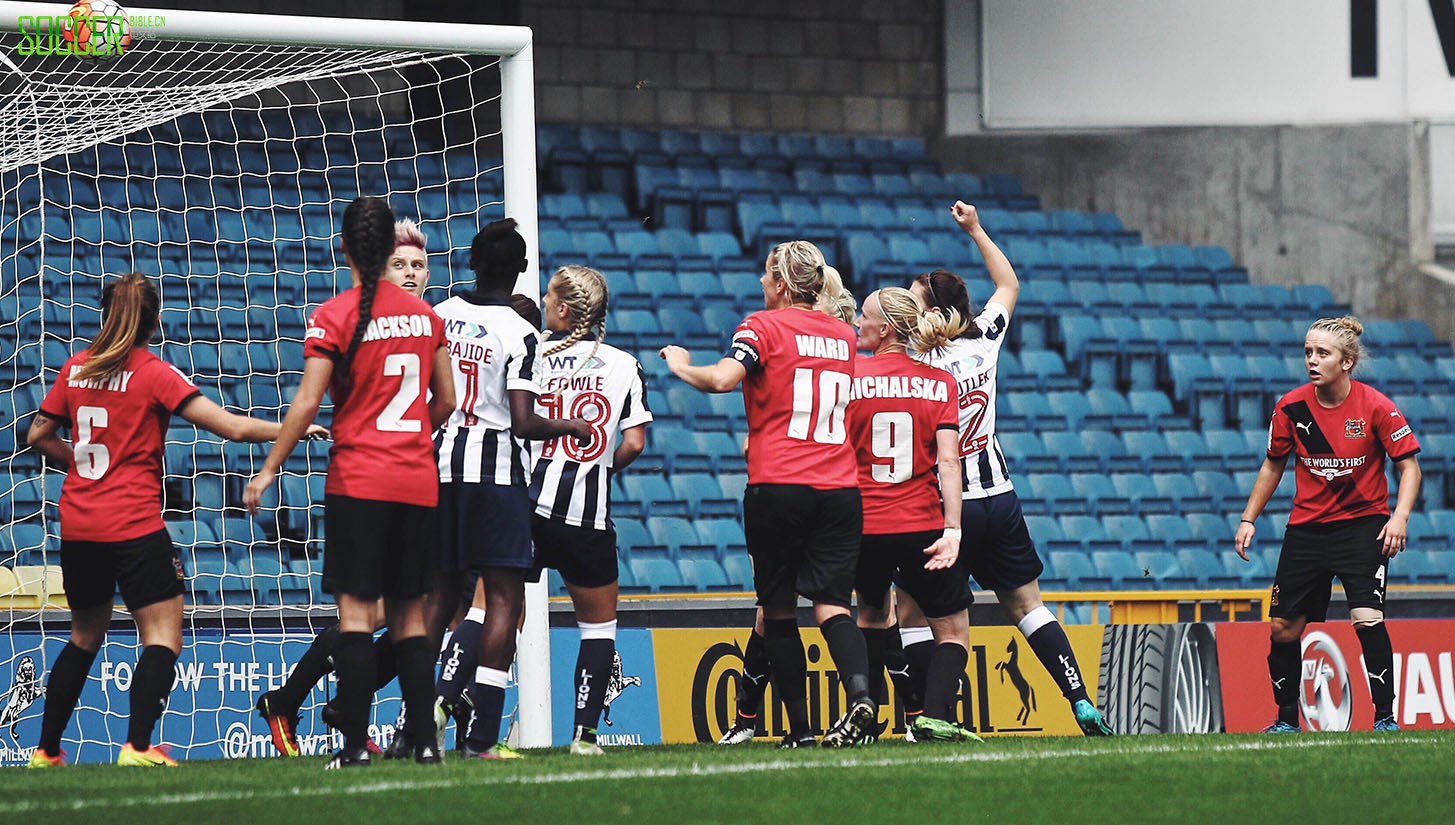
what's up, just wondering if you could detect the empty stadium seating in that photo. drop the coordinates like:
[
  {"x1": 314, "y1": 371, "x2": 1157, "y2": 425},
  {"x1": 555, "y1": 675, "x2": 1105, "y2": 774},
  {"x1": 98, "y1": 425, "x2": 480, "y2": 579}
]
[{"x1": 4, "y1": 121, "x2": 1453, "y2": 606}]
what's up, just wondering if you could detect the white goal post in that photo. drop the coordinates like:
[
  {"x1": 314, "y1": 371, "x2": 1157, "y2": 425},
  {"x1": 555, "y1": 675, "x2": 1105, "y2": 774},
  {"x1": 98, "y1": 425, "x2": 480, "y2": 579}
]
[{"x1": 0, "y1": 1, "x2": 552, "y2": 756}]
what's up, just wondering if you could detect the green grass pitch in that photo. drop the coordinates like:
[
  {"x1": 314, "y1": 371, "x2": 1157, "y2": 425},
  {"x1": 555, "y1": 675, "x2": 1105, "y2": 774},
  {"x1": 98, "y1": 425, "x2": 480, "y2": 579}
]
[{"x1": 2, "y1": 731, "x2": 1452, "y2": 824}]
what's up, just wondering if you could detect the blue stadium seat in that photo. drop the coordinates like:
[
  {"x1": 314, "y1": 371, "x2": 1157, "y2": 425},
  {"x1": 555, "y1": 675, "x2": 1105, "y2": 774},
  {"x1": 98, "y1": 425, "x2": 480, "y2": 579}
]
[
  {"x1": 623, "y1": 475, "x2": 689, "y2": 518},
  {"x1": 1135, "y1": 551, "x2": 1196, "y2": 589},
  {"x1": 614, "y1": 519, "x2": 655, "y2": 561},
  {"x1": 1041, "y1": 431, "x2": 1098, "y2": 473},
  {"x1": 647, "y1": 516, "x2": 704, "y2": 559},
  {"x1": 679, "y1": 557, "x2": 734, "y2": 591},
  {"x1": 722, "y1": 550, "x2": 753, "y2": 590},
  {"x1": 671, "y1": 474, "x2": 738, "y2": 519},
  {"x1": 629, "y1": 557, "x2": 690, "y2": 592},
  {"x1": 1045, "y1": 551, "x2": 1108, "y2": 590},
  {"x1": 1093, "y1": 552, "x2": 1151, "y2": 590}
]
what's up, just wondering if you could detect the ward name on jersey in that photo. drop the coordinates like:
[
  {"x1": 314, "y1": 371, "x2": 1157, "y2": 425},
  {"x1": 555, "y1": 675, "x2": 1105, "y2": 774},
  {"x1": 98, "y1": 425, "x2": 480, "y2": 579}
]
[
  {"x1": 433, "y1": 293, "x2": 541, "y2": 486},
  {"x1": 529, "y1": 334, "x2": 652, "y2": 530},
  {"x1": 729, "y1": 307, "x2": 858, "y2": 489},
  {"x1": 916, "y1": 301, "x2": 1013, "y2": 499}
]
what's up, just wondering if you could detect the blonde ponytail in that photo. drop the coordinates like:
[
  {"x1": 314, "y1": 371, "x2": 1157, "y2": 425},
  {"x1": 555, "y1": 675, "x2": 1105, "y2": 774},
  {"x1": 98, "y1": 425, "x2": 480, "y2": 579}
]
[{"x1": 876, "y1": 287, "x2": 968, "y2": 356}]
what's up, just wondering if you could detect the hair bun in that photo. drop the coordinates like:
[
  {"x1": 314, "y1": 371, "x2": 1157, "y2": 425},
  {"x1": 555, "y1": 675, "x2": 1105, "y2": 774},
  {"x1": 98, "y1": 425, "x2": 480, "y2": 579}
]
[{"x1": 1336, "y1": 316, "x2": 1364, "y2": 337}]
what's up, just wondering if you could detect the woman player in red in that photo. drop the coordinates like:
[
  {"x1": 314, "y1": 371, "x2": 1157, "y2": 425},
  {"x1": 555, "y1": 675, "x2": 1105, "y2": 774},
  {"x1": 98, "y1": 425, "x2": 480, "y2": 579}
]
[
  {"x1": 662, "y1": 240, "x2": 874, "y2": 748},
  {"x1": 244, "y1": 196, "x2": 456, "y2": 768},
  {"x1": 1235, "y1": 316, "x2": 1421, "y2": 732},
  {"x1": 26, "y1": 271, "x2": 324, "y2": 768},
  {"x1": 847, "y1": 286, "x2": 975, "y2": 743}
]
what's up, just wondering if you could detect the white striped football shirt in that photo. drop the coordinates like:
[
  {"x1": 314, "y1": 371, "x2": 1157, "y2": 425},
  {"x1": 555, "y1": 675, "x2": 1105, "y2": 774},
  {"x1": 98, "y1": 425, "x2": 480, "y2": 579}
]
[
  {"x1": 916, "y1": 302, "x2": 1014, "y2": 499},
  {"x1": 527, "y1": 333, "x2": 652, "y2": 530},
  {"x1": 433, "y1": 293, "x2": 541, "y2": 485}
]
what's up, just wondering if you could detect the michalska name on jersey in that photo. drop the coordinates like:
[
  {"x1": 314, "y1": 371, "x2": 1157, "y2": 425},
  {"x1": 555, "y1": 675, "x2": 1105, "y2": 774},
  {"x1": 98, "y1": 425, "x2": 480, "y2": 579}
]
[
  {"x1": 851, "y1": 374, "x2": 949, "y2": 402},
  {"x1": 793, "y1": 334, "x2": 851, "y2": 361},
  {"x1": 362, "y1": 313, "x2": 435, "y2": 343},
  {"x1": 67, "y1": 367, "x2": 134, "y2": 391}
]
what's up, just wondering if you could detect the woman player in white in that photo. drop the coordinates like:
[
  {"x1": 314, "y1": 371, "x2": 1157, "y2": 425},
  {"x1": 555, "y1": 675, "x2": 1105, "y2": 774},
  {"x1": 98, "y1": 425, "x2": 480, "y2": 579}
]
[
  {"x1": 528, "y1": 265, "x2": 651, "y2": 755},
  {"x1": 431, "y1": 219, "x2": 590, "y2": 760},
  {"x1": 910, "y1": 201, "x2": 1113, "y2": 737}
]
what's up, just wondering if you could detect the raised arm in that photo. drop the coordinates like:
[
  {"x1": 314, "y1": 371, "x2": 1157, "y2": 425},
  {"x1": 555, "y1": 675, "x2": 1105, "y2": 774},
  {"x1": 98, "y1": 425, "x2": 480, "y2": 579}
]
[
  {"x1": 1233, "y1": 454, "x2": 1290, "y2": 560},
  {"x1": 950, "y1": 200, "x2": 1020, "y2": 318},
  {"x1": 660, "y1": 346, "x2": 746, "y2": 394}
]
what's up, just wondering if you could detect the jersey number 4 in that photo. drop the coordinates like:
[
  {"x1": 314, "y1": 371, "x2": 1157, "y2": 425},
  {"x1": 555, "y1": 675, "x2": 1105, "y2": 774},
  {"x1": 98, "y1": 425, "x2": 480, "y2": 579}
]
[{"x1": 789, "y1": 368, "x2": 850, "y2": 444}]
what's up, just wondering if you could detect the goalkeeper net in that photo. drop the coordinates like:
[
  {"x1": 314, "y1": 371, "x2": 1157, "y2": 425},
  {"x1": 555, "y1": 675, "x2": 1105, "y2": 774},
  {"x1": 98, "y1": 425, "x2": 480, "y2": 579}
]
[{"x1": 0, "y1": 4, "x2": 545, "y2": 763}]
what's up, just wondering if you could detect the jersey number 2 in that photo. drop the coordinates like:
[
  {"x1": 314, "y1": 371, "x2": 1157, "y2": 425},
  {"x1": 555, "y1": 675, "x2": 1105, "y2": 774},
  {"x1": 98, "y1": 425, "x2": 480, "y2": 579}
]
[
  {"x1": 73, "y1": 405, "x2": 110, "y2": 480},
  {"x1": 376, "y1": 353, "x2": 422, "y2": 433}
]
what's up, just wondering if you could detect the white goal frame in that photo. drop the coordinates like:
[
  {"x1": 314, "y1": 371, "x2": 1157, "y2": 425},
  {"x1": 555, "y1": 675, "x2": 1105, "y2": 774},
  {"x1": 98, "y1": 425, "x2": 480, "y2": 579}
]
[{"x1": 0, "y1": 1, "x2": 552, "y2": 749}]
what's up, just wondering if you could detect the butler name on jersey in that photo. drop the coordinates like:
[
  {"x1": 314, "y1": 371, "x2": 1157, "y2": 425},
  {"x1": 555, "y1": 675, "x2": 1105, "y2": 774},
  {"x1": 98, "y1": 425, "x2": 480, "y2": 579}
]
[
  {"x1": 917, "y1": 301, "x2": 1012, "y2": 499},
  {"x1": 529, "y1": 333, "x2": 652, "y2": 530}
]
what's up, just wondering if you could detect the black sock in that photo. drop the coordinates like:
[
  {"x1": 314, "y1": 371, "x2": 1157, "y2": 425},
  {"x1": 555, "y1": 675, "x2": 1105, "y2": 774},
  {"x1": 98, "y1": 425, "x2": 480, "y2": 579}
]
[
  {"x1": 436, "y1": 615, "x2": 484, "y2": 704},
  {"x1": 332, "y1": 631, "x2": 376, "y2": 750},
  {"x1": 883, "y1": 630, "x2": 914, "y2": 716},
  {"x1": 573, "y1": 636, "x2": 616, "y2": 738},
  {"x1": 903, "y1": 638, "x2": 933, "y2": 716},
  {"x1": 274, "y1": 624, "x2": 340, "y2": 713},
  {"x1": 819, "y1": 614, "x2": 870, "y2": 704},
  {"x1": 37, "y1": 642, "x2": 98, "y2": 756},
  {"x1": 393, "y1": 636, "x2": 436, "y2": 749},
  {"x1": 465, "y1": 668, "x2": 509, "y2": 751},
  {"x1": 860, "y1": 627, "x2": 891, "y2": 709},
  {"x1": 127, "y1": 646, "x2": 178, "y2": 750},
  {"x1": 737, "y1": 629, "x2": 771, "y2": 720},
  {"x1": 1356, "y1": 624, "x2": 1396, "y2": 719},
  {"x1": 763, "y1": 618, "x2": 809, "y2": 737},
  {"x1": 1268, "y1": 638, "x2": 1301, "y2": 726},
  {"x1": 1025, "y1": 622, "x2": 1091, "y2": 705},
  {"x1": 924, "y1": 643, "x2": 969, "y2": 722},
  {"x1": 373, "y1": 633, "x2": 397, "y2": 693}
]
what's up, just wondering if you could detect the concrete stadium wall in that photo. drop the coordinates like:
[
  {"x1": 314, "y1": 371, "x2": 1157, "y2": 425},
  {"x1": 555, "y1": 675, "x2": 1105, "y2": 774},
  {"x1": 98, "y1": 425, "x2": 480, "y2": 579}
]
[
  {"x1": 935, "y1": 125, "x2": 1452, "y2": 339},
  {"x1": 520, "y1": 0, "x2": 942, "y2": 136}
]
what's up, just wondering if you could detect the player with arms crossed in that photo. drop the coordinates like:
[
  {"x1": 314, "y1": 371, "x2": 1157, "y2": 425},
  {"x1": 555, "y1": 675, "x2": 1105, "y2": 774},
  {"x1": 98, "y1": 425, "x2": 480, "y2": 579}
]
[
  {"x1": 662, "y1": 240, "x2": 876, "y2": 748},
  {"x1": 529, "y1": 265, "x2": 651, "y2": 755},
  {"x1": 848, "y1": 287, "x2": 977, "y2": 743},
  {"x1": 1235, "y1": 316, "x2": 1420, "y2": 732},
  {"x1": 911, "y1": 201, "x2": 1113, "y2": 736},
  {"x1": 256, "y1": 217, "x2": 436, "y2": 757},
  {"x1": 26, "y1": 271, "x2": 323, "y2": 767},
  {"x1": 245, "y1": 196, "x2": 456, "y2": 768},
  {"x1": 431, "y1": 219, "x2": 590, "y2": 760}
]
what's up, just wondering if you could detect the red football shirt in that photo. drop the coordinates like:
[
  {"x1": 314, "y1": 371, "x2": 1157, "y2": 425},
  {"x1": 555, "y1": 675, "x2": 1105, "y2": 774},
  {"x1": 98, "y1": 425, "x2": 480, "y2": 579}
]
[
  {"x1": 847, "y1": 352, "x2": 959, "y2": 534},
  {"x1": 305, "y1": 281, "x2": 447, "y2": 507},
  {"x1": 728, "y1": 307, "x2": 858, "y2": 489},
  {"x1": 39, "y1": 347, "x2": 201, "y2": 542},
  {"x1": 1267, "y1": 381, "x2": 1420, "y2": 526}
]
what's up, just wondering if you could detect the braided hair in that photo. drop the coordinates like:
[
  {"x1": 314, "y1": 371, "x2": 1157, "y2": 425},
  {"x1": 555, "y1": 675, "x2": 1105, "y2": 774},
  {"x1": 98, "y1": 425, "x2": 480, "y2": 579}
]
[
  {"x1": 913, "y1": 269, "x2": 979, "y2": 339},
  {"x1": 340, "y1": 196, "x2": 397, "y2": 374},
  {"x1": 469, "y1": 218, "x2": 529, "y2": 295},
  {"x1": 545, "y1": 265, "x2": 608, "y2": 386}
]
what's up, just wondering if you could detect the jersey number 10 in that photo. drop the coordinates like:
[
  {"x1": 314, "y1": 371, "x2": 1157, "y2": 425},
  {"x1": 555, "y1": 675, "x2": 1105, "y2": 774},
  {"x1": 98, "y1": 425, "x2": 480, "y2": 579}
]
[{"x1": 788, "y1": 368, "x2": 850, "y2": 444}]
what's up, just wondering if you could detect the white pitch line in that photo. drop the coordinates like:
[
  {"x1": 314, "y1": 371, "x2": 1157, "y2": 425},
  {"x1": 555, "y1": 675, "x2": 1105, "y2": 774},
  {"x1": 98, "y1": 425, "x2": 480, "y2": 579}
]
[{"x1": 0, "y1": 734, "x2": 1443, "y2": 814}]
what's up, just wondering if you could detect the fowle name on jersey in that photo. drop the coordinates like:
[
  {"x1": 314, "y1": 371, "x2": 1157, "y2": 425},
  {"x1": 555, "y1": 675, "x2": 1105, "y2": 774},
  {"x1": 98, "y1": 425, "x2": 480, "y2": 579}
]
[
  {"x1": 67, "y1": 367, "x2": 134, "y2": 392},
  {"x1": 362, "y1": 313, "x2": 435, "y2": 342},
  {"x1": 793, "y1": 334, "x2": 850, "y2": 361},
  {"x1": 852, "y1": 374, "x2": 949, "y2": 402},
  {"x1": 545, "y1": 374, "x2": 607, "y2": 393}
]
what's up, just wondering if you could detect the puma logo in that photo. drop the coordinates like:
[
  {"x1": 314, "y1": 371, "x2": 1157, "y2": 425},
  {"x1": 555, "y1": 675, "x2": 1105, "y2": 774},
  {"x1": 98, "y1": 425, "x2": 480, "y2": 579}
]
[
  {"x1": 1368, "y1": 669, "x2": 1389, "y2": 685},
  {"x1": 1295, "y1": 422, "x2": 1312, "y2": 435},
  {"x1": 744, "y1": 671, "x2": 769, "y2": 686},
  {"x1": 1271, "y1": 677, "x2": 1287, "y2": 690}
]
